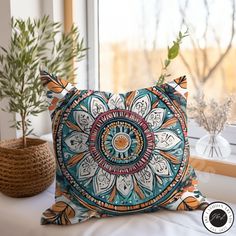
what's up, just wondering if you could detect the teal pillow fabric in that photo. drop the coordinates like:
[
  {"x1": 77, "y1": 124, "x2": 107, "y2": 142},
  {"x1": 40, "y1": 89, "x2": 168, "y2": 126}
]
[{"x1": 40, "y1": 71, "x2": 207, "y2": 225}]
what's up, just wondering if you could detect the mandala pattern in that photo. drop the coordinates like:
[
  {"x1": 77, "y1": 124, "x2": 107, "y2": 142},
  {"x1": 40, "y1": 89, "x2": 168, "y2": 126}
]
[{"x1": 40, "y1": 71, "x2": 208, "y2": 225}]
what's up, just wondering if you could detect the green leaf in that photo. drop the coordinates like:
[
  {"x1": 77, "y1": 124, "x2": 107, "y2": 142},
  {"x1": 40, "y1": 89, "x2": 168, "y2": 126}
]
[{"x1": 168, "y1": 42, "x2": 179, "y2": 60}]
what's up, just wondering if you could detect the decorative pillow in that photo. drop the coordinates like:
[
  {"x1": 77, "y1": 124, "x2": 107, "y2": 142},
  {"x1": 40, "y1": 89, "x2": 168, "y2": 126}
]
[{"x1": 40, "y1": 71, "x2": 208, "y2": 225}]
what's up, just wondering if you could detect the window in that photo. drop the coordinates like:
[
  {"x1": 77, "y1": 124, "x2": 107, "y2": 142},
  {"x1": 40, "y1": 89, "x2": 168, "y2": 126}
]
[
  {"x1": 95, "y1": 0, "x2": 236, "y2": 151},
  {"x1": 98, "y1": 0, "x2": 236, "y2": 116},
  {"x1": 75, "y1": 0, "x2": 236, "y2": 152}
]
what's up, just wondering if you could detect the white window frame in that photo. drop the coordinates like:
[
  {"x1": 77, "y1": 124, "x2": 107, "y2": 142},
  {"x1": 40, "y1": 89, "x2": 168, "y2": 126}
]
[
  {"x1": 73, "y1": 0, "x2": 99, "y2": 90},
  {"x1": 86, "y1": 0, "x2": 100, "y2": 90}
]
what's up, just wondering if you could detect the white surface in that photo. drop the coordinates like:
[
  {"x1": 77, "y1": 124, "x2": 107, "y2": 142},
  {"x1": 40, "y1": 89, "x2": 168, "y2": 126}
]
[
  {"x1": 0, "y1": 181, "x2": 236, "y2": 236},
  {"x1": 196, "y1": 171, "x2": 236, "y2": 204}
]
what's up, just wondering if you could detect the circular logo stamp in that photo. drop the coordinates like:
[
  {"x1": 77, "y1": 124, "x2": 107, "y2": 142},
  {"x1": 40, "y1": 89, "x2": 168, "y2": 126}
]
[{"x1": 202, "y1": 201, "x2": 234, "y2": 234}]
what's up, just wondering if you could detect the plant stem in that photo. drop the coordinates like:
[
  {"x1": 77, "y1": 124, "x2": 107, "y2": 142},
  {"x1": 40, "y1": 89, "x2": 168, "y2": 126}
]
[
  {"x1": 20, "y1": 72, "x2": 27, "y2": 148},
  {"x1": 21, "y1": 112, "x2": 27, "y2": 148},
  {"x1": 157, "y1": 29, "x2": 188, "y2": 85}
]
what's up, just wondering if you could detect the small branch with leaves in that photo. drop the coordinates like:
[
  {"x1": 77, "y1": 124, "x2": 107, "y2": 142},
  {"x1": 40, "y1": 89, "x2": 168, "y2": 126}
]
[{"x1": 157, "y1": 29, "x2": 188, "y2": 85}]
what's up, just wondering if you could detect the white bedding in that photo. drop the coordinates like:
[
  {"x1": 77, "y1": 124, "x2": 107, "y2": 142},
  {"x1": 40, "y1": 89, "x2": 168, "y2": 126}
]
[{"x1": 0, "y1": 182, "x2": 235, "y2": 236}]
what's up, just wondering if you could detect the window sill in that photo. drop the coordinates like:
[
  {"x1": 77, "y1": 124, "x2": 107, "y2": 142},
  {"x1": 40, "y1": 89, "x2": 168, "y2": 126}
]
[{"x1": 190, "y1": 155, "x2": 236, "y2": 178}]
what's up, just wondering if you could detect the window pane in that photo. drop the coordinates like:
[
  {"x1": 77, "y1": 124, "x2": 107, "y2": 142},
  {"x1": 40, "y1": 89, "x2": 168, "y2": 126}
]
[{"x1": 98, "y1": 0, "x2": 236, "y2": 120}]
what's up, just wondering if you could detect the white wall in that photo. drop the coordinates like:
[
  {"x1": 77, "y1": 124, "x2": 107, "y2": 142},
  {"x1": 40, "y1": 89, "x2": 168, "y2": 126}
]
[
  {"x1": 12, "y1": 0, "x2": 53, "y2": 138},
  {"x1": 10, "y1": 0, "x2": 42, "y2": 18},
  {"x1": 0, "y1": 0, "x2": 89, "y2": 139},
  {"x1": 0, "y1": 0, "x2": 65, "y2": 139},
  {"x1": 0, "y1": 0, "x2": 17, "y2": 140}
]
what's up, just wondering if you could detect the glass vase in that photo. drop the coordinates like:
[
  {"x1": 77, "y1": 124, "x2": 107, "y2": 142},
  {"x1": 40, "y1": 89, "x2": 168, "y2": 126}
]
[{"x1": 195, "y1": 133, "x2": 231, "y2": 159}]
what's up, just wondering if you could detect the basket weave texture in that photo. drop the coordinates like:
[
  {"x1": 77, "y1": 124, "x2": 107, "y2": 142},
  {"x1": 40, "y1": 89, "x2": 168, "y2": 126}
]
[{"x1": 0, "y1": 138, "x2": 55, "y2": 197}]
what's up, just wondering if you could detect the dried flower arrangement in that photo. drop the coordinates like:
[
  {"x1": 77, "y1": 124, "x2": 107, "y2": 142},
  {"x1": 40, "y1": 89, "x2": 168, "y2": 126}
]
[{"x1": 188, "y1": 94, "x2": 233, "y2": 134}]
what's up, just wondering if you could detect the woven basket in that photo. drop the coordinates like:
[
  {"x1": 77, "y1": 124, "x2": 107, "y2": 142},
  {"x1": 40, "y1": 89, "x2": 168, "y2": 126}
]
[{"x1": 0, "y1": 138, "x2": 55, "y2": 198}]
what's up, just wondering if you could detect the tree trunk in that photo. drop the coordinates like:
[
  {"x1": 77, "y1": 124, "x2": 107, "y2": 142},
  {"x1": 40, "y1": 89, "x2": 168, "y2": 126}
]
[{"x1": 21, "y1": 115, "x2": 27, "y2": 148}]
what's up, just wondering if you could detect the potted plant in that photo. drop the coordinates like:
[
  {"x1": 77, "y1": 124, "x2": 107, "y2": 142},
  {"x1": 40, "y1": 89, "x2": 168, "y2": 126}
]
[{"x1": 0, "y1": 16, "x2": 86, "y2": 197}]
